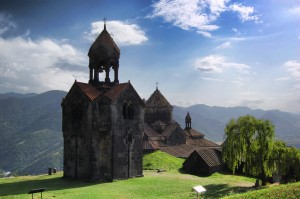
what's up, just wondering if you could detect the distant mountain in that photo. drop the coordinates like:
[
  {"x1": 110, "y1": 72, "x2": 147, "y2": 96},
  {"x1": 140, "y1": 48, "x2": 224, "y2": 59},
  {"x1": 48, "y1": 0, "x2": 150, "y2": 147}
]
[
  {"x1": 0, "y1": 90, "x2": 299, "y2": 175},
  {"x1": 0, "y1": 92, "x2": 37, "y2": 99},
  {"x1": 173, "y1": 104, "x2": 300, "y2": 147},
  {"x1": 0, "y1": 90, "x2": 66, "y2": 175}
]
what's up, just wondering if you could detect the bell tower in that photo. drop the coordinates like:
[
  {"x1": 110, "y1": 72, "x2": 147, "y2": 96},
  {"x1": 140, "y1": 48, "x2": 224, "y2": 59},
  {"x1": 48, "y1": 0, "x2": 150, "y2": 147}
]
[
  {"x1": 88, "y1": 19, "x2": 120, "y2": 90},
  {"x1": 185, "y1": 112, "x2": 191, "y2": 129}
]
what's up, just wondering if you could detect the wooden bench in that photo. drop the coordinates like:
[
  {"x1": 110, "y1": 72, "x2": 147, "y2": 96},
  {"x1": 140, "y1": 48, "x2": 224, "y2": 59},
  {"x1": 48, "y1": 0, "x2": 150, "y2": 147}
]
[
  {"x1": 157, "y1": 169, "x2": 167, "y2": 173},
  {"x1": 28, "y1": 188, "x2": 46, "y2": 199}
]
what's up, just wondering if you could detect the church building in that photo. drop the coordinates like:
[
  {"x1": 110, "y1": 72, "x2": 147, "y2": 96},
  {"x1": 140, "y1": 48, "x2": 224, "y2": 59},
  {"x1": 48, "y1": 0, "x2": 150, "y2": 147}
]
[
  {"x1": 61, "y1": 23, "x2": 144, "y2": 181},
  {"x1": 143, "y1": 86, "x2": 186, "y2": 151},
  {"x1": 142, "y1": 87, "x2": 223, "y2": 176}
]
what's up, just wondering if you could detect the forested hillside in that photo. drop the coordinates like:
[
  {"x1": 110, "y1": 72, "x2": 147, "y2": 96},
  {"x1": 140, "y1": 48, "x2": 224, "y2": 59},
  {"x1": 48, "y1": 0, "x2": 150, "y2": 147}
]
[{"x1": 0, "y1": 91, "x2": 66, "y2": 175}]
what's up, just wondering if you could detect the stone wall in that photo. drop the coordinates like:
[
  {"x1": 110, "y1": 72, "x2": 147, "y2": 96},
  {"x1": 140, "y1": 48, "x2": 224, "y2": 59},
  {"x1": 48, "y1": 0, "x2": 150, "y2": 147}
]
[
  {"x1": 145, "y1": 107, "x2": 173, "y2": 125},
  {"x1": 111, "y1": 87, "x2": 144, "y2": 179},
  {"x1": 166, "y1": 125, "x2": 186, "y2": 145},
  {"x1": 62, "y1": 86, "x2": 93, "y2": 179}
]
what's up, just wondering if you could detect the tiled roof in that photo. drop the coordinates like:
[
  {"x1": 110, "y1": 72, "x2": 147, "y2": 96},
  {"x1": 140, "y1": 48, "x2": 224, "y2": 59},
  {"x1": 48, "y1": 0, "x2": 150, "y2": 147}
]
[
  {"x1": 143, "y1": 140, "x2": 160, "y2": 150},
  {"x1": 104, "y1": 83, "x2": 129, "y2": 101},
  {"x1": 95, "y1": 28, "x2": 120, "y2": 53},
  {"x1": 75, "y1": 82, "x2": 101, "y2": 101},
  {"x1": 160, "y1": 143, "x2": 221, "y2": 159},
  {"x1": 145, "y1": 89, "x2": 172, "y2": 108},
  {"x1": 184, "y1": 128, "x2": 205, "y2": 138},
  {"x1": 88, "y1": 28, "x2": 120, "y2": 59},
  {"x1": 194, "y1": 148, "x2": 223, "y2": 167},
  {"x1": 144, "y1": 123, "x2": 161, "y2": 137},
  {"x1": 160, "y1": 144, "x2": 196, "y2": 158},
  {"x1": 161, "y1": 123, "x2": 184, "y2": 137},
  {"x1": 187, "y1": 137, "x2": 219, "y2": 147}
]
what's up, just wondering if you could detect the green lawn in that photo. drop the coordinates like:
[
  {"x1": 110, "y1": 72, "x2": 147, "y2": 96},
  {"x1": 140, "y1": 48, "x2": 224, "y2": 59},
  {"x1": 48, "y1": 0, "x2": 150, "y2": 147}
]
[
  {"x1": 1, "y1": 151, "x2": 298, "y2": 198},
  {"x1": 223, "y1": 182, "x2": 300, "y2": 199},
  {"x1": 0, "y1": 171, "x2": 256, "y2": 199}
]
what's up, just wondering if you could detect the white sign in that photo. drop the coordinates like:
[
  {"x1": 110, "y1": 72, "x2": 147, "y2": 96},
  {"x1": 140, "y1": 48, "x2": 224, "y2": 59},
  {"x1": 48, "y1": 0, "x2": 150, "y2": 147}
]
[{"x1": 193, "y1": 185, "x2": 206, "y2": 193}]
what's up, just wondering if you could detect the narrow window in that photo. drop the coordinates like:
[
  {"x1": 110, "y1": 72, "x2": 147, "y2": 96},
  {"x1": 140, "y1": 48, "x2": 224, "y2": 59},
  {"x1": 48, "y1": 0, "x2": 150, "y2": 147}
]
[
  {"x1": 127, "y1": 102, "x2": 134, "y2": 119},
  {"x1": 123, "y1": 102, "x2": 128, "y2": 119}
]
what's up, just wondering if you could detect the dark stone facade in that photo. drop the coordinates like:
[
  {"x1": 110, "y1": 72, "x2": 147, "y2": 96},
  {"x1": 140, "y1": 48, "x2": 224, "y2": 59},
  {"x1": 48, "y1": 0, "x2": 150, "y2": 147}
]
[
  {"x1": 143, "y1": 88, "x2": 186, "y2": 151},
  {"x1": 62, "y1": 24, "x2": 144, "y2": 181},
  {"x1": 182, "y1": 149, "x2": 224, "y2": 176},
  {"x1": 144, "y1": 88, "x2": 173, "y2": 125}
]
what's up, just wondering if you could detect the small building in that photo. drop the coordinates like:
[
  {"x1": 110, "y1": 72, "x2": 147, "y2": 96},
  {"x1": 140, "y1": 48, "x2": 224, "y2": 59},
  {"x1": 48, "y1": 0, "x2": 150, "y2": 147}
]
[
  {"x1": 182, "y1": 148, "x2": 224, "y2": 176},
  {"x1": 62, "y1": 23, "x2": 144, "y2": 181}
]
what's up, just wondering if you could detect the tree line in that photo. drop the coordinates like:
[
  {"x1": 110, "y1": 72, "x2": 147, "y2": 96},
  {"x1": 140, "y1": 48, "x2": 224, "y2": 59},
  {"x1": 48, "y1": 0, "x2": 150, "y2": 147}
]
[{"x1": 222, "y1": 115, "x2": 300, "y2": 186}]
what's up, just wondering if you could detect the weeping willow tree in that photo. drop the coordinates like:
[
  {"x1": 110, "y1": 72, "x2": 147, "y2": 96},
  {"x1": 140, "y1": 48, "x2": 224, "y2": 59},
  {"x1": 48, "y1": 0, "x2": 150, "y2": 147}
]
[{"x1": 222, "y1": 115, "x2": 275, "y2": 186}]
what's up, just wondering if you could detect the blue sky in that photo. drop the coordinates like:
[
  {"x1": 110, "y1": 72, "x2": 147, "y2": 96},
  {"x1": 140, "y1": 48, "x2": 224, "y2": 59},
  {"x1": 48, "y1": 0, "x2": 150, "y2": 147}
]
[{"x1": 0, "y1": 0, "x2": 299, "y2": 113}]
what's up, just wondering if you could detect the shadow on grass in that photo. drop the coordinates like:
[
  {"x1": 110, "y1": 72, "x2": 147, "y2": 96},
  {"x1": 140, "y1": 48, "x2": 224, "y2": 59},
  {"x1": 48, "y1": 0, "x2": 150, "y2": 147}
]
[
  {"x1": 0, "y1": 174, "x2": 109, "y2": 197},
  {"x1": 203, "y1": 183, "x2": 254, "y2": 199}
]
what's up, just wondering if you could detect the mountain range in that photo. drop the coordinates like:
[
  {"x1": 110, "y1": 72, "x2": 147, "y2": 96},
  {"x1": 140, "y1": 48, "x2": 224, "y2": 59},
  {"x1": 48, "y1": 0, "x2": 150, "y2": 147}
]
[
  {"x1": 173, "y1": 105, "x2": 300, "y2": 144},
  {"x1": 0, "y1": 90, "x2": 299, "y2": 175}
]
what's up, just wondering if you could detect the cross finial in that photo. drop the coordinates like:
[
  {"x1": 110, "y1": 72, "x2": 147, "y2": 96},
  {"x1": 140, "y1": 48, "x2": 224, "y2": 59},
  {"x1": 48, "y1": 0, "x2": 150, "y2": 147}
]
[
  {"x1": 156, "y1": 82, "x2": 159, "y2": 90},
  {"x1": 103, "y1": 17, "x2": 107, "y2": 30}
]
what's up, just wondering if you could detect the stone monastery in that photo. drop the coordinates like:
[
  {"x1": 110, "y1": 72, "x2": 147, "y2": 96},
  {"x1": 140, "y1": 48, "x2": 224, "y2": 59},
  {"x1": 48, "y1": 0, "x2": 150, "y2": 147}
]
[{"x1": 62, "y1": 22, "x2": 222, "y2": 181}]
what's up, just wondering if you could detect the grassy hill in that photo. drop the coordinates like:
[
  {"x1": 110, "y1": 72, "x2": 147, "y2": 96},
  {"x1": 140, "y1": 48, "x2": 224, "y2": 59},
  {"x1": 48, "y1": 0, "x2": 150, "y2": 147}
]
[
  {"x1": 224, "y1": 182, "x2": 300, "y2": 199},
  {"x1": 2, "y1": 171, "x2": 299, "y2": 199},
  {"x1": 143, "y1": 151, "x2": 185, "y2": 170},
  {"x1": 0, "y1": 171, "x2": 257, "y2": 199},
  {"x1": 0, "y1": 151, "x2": 299, "y2": 198}
]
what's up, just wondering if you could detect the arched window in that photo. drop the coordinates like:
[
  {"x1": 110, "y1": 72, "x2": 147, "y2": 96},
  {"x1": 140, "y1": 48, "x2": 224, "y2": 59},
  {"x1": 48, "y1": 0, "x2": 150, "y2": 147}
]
[
  {"x1": 123, "y1": 102, "x2": 128, "y2": 119},
  {"x1": 127, "y1": 102, "x2": 134, "y2": 120}
]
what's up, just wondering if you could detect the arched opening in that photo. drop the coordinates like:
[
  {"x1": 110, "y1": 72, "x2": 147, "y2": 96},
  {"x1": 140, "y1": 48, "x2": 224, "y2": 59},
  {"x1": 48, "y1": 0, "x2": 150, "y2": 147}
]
[
  {"x1": 123, "y1": 102, "x2": 128, "y2": 119},
  {"x1": 127, "y1": 102, "x2": 134, "y2": 120}
]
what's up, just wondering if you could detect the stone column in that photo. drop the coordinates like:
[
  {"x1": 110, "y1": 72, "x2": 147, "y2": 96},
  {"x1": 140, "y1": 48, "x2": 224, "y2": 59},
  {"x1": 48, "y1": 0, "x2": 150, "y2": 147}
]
[
  {"x1": 105, "y1": 67, "x2": 110, "y2": 83},
  {"x1": 94, "y1": 68, "x2": 99, "y2": 82},
  {"x1": 114, "y1": 63, "x2": 119, "y2": 84},
  {"x1": 89, "y1": 67, "x2": 93, "y2": 81}
]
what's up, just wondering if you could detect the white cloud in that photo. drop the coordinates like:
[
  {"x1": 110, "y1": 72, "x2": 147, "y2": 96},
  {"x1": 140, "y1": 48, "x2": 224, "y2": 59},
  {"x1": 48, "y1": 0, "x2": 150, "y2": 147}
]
[
  {"x1": 232, "y1": 28, "x2": 242, "y2": 35},
  {"x1": 239, "y1": 98, "x2": 266, "y2": 107},
  {"x1": 202, "y1": 77, "x2": 223, "y2": 81},
  {"x1": 229, "y1": 3, "x2": 260, "y2": 23},
  {"x1": 86, "y1": 20, "x2": 148, "y2": 46},
  {"x1": 288, "y1": 6, "x2": 300, "y2": 16},
  {"x1": 283, "y1": 60, "x2": 300, "y2": 81},
  {"x1": 0, "y1": 36, "x2": 87, "y2": 93},
  {"x1": 149, "y1": 0, "x2": 260, "y2": 37},
  {"x1": 194, "y1": 55, "x2": 249, "y2": 73},
  {"x1": 275, "y1": 77, "x2": 291, "y2": 81},
  {"x1": 148, "y1": 0, "x2": 222, "y2": 33},
  {"x1": 216, "y1": 41, "x2": 231, "y2": 49},
  {"x1": 0, "y1": 12, "x2": 16, "y2": 36},
  {"x1": 197, "y1": 30, "x2": 212, "y2": 38}
]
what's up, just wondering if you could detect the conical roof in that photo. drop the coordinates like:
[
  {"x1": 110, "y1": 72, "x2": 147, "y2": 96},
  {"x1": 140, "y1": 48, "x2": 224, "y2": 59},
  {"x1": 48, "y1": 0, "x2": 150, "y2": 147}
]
[
  {"x1": 145, "y1": 88, "x2": 172, "y2": 108},
  {"x1": 185, "y1": 112, "x2": 191, "y2": 121},
  {"x1": 88, "y1": 26, "x2": 120, "y2": 64}
]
